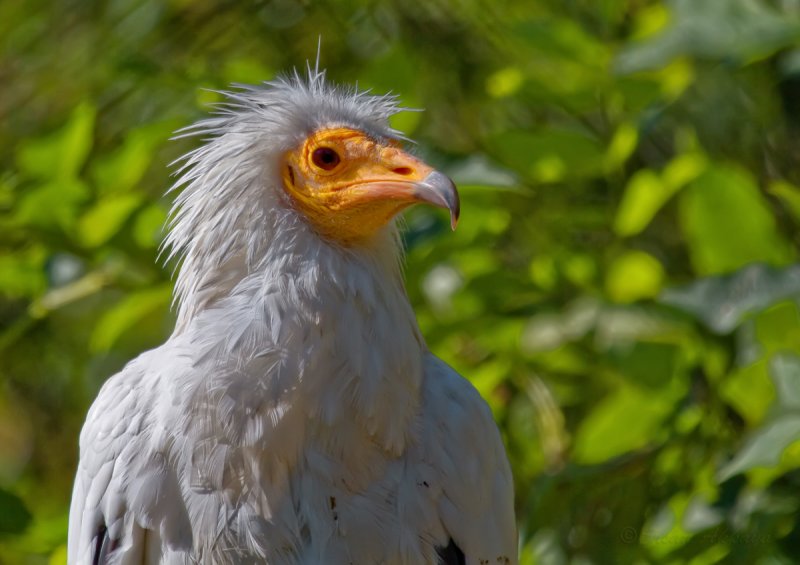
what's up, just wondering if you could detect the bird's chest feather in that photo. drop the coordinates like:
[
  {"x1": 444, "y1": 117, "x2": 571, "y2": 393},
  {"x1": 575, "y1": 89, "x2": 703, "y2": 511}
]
[
  {"x1": 174, "y1": 374, "x2": 440, "y2": 564},
  {"x1": 164, "y1": 286, "x2": 439, "y2": 563}
]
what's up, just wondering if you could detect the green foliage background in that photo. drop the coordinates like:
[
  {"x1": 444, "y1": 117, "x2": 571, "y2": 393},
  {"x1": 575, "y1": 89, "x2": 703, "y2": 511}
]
[{"x1": 3, "y1": 0, "x2": 800, "y2": 563}]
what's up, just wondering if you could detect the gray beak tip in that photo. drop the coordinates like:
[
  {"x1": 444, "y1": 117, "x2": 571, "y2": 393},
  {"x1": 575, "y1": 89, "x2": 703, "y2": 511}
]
[{"x1": 416, "y1": 171, "x2": 460, "y2": 232}]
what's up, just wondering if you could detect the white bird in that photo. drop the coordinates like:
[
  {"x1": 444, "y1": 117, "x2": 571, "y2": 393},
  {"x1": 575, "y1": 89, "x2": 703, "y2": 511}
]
[{"x1": 68, "y1": 66, "x2": 516, "y2": 565}]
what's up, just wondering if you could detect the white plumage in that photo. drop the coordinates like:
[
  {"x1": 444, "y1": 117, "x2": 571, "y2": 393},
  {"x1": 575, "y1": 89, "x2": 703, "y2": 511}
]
[{"x1": 68, "y1": 67, "x2": 516, "y2": 564}]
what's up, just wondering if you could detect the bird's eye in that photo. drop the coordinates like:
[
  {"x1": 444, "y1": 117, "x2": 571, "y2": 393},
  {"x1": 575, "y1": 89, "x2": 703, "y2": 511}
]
[{"x1": 311, "y1": 147, "x2": 341, "y2": 171}]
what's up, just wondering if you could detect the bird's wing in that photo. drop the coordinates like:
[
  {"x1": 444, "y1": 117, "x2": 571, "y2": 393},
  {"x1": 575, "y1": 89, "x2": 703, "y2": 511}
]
[
  {"x1": 68, "y1": 351, "x2": 193, "y2": 565},
  {"x1": 421, "y1": 353, "x2": 517, "y2": 565}
]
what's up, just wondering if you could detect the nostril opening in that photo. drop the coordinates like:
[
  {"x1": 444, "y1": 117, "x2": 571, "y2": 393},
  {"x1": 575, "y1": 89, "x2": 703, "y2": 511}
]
[{"x1": 393, "y1": 167, "x2": 414, "y2": 176}]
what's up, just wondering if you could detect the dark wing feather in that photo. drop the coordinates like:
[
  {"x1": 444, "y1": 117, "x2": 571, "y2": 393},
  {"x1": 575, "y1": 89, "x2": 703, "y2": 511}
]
[
  {"x1": 92, "y1": 524, "x2": 120, "y2": 565},
  {"x1": 437, "y1": 538, "x2": 466, "y2": 565}
]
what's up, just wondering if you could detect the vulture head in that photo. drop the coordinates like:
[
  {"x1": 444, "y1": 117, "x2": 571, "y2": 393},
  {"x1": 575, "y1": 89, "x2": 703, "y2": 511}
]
[{"x1": 165, "y1": 66, "x2": 459, "y2": 327}]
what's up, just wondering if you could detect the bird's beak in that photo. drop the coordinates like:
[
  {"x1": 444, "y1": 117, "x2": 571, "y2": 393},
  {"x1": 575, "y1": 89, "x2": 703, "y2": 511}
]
[
  {"x1": 351, "y1": 147, "x2": 460, "y2": 230},
  {"x1": 412, "y1": 171, "x2": 460, "y2": 230}
]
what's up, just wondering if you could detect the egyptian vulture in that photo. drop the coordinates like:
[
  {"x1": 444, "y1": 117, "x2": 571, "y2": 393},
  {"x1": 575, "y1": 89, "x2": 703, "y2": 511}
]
[{"x1": 68, "y1": 67, "x2": 516, "y2": 564}]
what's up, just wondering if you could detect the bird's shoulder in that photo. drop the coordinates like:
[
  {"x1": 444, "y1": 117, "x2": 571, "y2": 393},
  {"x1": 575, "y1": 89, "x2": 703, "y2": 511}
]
[
  {"x1": 69, "y1": 344, "x2": 194, "y2": 564},
  {"x1": 419, "y1": 353, "x2": 505, "y2": 459},
  {"x1": 77, "y1": 339, "x2": 198, "y2": 458},
  {"x1": 418, "y1": 353, "x2": 518, "y2": 565}
]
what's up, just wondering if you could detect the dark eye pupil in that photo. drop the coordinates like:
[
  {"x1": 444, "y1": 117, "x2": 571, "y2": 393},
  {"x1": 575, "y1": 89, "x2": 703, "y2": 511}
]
[{"x1": 312, "y1": 147, "x2": 340, "y2": 170}]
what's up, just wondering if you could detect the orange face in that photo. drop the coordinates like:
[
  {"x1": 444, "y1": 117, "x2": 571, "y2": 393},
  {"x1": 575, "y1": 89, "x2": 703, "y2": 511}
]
[{"x1": 281, "y1": 127, "x2": 459, "y2": 244}]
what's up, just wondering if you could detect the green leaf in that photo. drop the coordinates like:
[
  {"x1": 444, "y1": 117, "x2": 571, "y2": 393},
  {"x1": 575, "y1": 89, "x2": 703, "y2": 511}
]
[
  {"x1": 608, "y1": 341, "x2": 684, "y2": 390},
  {"x1": 78, "y1": 193, "x2": 143, "y2": 247},
  {"x1": 603, "y1": 122, "x2": 639, "y2": 172},
  {"x1": 486, "y1": 67, "x2": 524, "y2": 98},
  {"x1": 768, "y1": 180, "x2": 800, "y2": 223},
  {"x1": 754, "y1": 301, "x2": 800, "y2": 355},
  {"x1": 720, "y1": 360, "x2": 774, "y2": 426},
  {"x1": 662, "y1": 151, "x2": 707, "y2": 189},
  {"x1": 719, "y1": 353, "x2": 800, "y2": 480},
  {"x1": 771, "y1": 353, "x2": 800, "y2": 411},
  {"x1": 90, "y1": 285, "x2": 171, "y2": 352},
  {"x1": 15, "y1": 102, "x2": 95, "y2": 181},
  {"x1": 572, "y1": 383, "x2": 674, "y2": 464},
  {"x1": 90, "y1": 122, "x2": 173, "y2": 195},
  {"x1": 14, "y1": 179, "x2": 90, "y2": 232},
  {"x1": 719, "y1": 415, "x2": 800, "y2": 480},
  {"x1": 679, "y1": 165, "x2": 792, "y2": 276},
  {"x1": 606, "y1": 251, "x2": 665, "y2": 303},
  {"x1": 489, "y1": 129, "x2": 604, "y2": 182},
  {"x1": 132, "y1": 203, "x2": 167, "y2": 248},
  {"x1": 49, "y1": 545, "x2": 67, "y2": 565},
  {"x1": 660, "y1": 264, "x2": 800, "y2": 334},
  {"x1": 0, "y1": 488, "x2": 31, "y2": 534},
  {"x1": 617, "y1": 0, "x2": 800, "y2": 73},
  {"x1": 614, "y1": 170, "x2": 669, "y2": 236},
  {"x1": 614, "y1": 153, "x2": 706, "y2": 237},
  {"x1": 0, "y1": 248, "x2": 47, "y2": 298}
]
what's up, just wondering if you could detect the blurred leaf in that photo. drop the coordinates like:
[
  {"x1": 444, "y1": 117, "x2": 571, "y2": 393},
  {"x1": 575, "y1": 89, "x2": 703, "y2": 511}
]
[
  {"x1": 90, "y1": 285, "x2": 171, "y2": 352},
  {"x1": 49, "y1": 545, "x2": 67, "y2": 565},
  {"x1": 78, "y1": 193, "x2": 143, "y2": 247},
  {"x1": 447, "y1": 155, "x2": 518, "y2": 188},
  {"x1": 469, "y1": 358, "x2": 512, "y2": 406},
  {"x1": 768, "y1": 180, "x2": 800, "y2": 223},
  {"x1": 720, "y1": 360, "x2": 774, "y2": 426},
  {"x1": 720, "y1": 353, "x2": 800, "y2": 479},
  {"x1": 614, "y1": 170, "x2": 670, "y2": 236},
  {"x1": 133, "y1": 203, "x2": 167, "y2": 248},
  {"x1": 614, "y1": 152, "x2": 707, "y2": 237},
  {"x1": 772, "y1": 353, "x2": 800, "y2": 410},
  {"x1": 629, "y1": 3, "x2": 671, "y2": 41},
  {"x1": 755, "y1": 301, "x2": 800, "y2": 356},
  {"x1": 603, "y1": 122, "x2": 638, "y2": 172},
  {"x1": 0, "y1": 488, "x2": 31, "y2": 534},
  {"x1": 609, "y1": 341, "x2": 684, "y2": 390},
  {"x1": 14, "y1": 179, "x2": 90, "y2": 231},
  {"x1": 489, "y1": 129, "x2": 604, "y2": 182},
  {"x1": 0, "y1": 248, "x2": 47, "y2": 298},
  {"x1": 572, "y1": 383, "x2": 674, "y2": 464},
  {"x1": 594, "y1": 305, "x2": 688, "y2": 349},
  {"x1": 679, "y1": 165, "x2": 792, "y2": 276},
  {"x1": 606, "y1": 250, "x2": 665, "y2": 303},
  {"x1": 662, "y1": 152, "x2": 707, "y2": 189},
  {"x1": 660, "y1": 264, "x2": 800, "y2": 334},
  {"x1": 510, "y1": 18, "x2": 609, "y2": 105},
  {"x1": 15, "y1": 102, "x2": 95, "y2": 181},
  {"x1": 487, "y1": 67, "x2": 524, "y2": 98},
  {"x1": 719, "y1": 415, "x2": 800, "y2": 480},
  {"x1": 563, "y1": 254, "x2": 597, "y2": 288},
  {"x1": 7, "y1": 511, "x2": 69, "y2": 559},
  {"x1": 0, "y1": 391, "x2": 34, "y2": 483},
  {"x1": 90, "y1": 122, "x2": 173, "y2": 195},
  {"x1": 617, "y1": 0, "x2": 800, "y2": 73},
  {"x1": 529, "y1": 255, "x2": 558, "y2": 291}
]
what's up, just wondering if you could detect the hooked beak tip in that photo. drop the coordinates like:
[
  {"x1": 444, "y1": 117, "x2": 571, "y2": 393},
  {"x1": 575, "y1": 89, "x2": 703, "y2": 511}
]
[{"x1": 415, "y1": 171, "x2": 460, "y2": 231}]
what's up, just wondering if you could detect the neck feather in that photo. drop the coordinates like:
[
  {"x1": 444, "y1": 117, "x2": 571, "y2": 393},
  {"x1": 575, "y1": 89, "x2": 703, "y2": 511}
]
[{"x1": 170, "y1": 196, "x2": 425, "y2": 454}]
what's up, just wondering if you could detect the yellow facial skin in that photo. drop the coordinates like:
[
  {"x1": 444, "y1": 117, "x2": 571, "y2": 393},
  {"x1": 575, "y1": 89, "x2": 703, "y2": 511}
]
[{"x1": 282, "y1": 127, "x2": 452, "y2": 245}]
